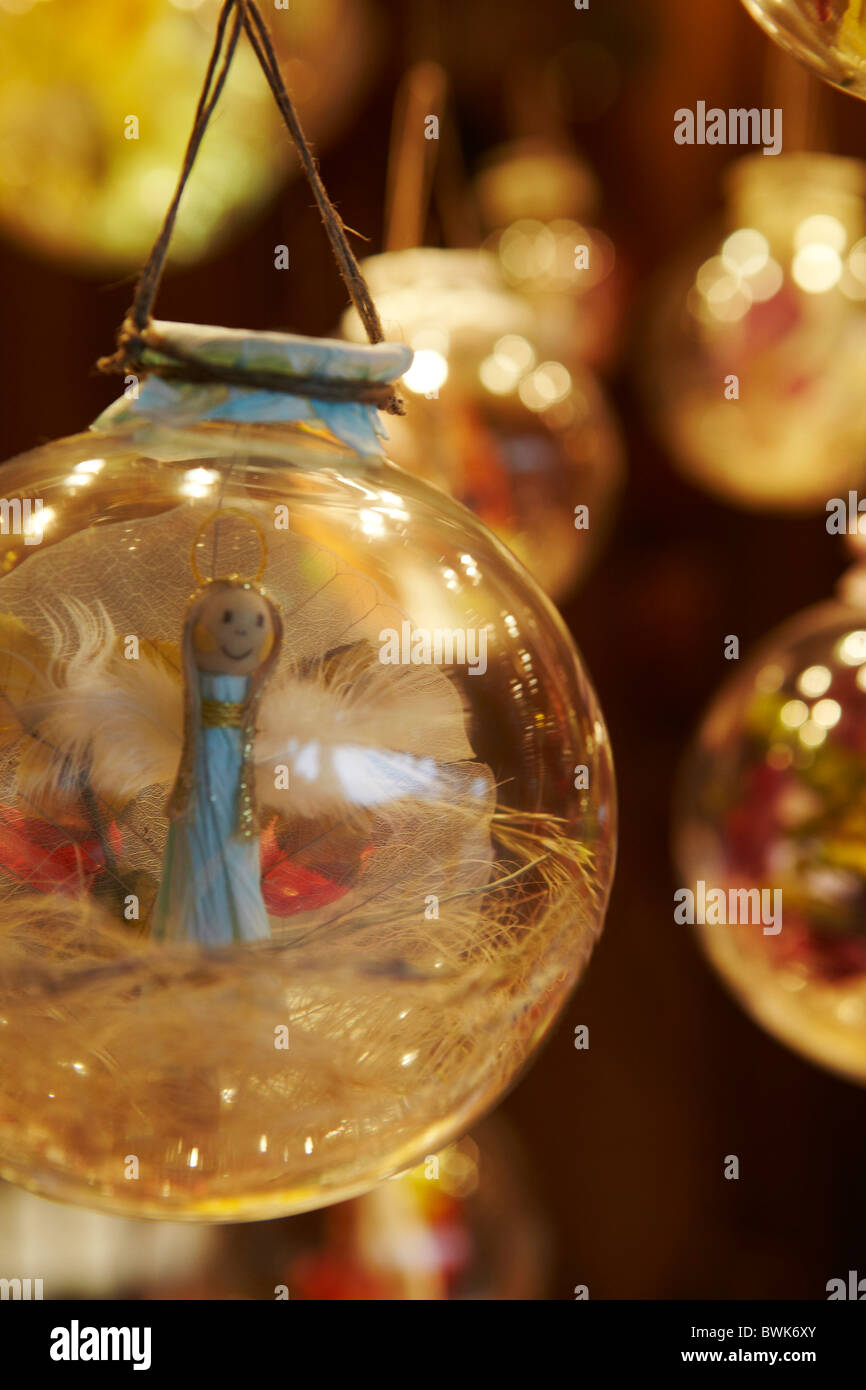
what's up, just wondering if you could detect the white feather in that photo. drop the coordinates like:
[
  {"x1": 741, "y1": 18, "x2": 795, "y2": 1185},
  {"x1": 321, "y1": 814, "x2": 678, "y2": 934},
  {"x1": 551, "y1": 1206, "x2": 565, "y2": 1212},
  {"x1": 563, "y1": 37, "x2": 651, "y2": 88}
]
[
  {"x1": 14, "y1": 601, "x2": 183, "y2": 805},
  {"x1": 255, "y1": 648, "x2": 491, "y2": 820}
]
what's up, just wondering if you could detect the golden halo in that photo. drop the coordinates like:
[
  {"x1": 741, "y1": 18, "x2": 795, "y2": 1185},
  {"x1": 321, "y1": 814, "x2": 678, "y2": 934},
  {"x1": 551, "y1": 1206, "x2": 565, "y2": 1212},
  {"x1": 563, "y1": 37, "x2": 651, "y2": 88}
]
[{"x1": 190, "y1": 508, "x2": 268, "y2": 589}]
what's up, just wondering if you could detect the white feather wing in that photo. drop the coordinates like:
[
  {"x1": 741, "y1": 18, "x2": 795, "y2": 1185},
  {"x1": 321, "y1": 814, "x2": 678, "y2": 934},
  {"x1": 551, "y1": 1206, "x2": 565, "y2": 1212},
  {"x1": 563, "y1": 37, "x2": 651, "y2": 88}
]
[
  {"x1": 255, "y1": 650, "x2": 491, "y2": 820},
  {"x1": 13, "y1": 601, "x2": 183, "y2": 805}
]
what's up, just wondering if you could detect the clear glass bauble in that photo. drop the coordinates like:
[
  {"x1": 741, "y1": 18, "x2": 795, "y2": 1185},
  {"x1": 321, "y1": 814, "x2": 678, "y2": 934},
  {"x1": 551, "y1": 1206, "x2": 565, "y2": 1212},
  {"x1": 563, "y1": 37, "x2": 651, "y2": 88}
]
[
  {"x1": 741, "y1": 0, "x2": 866, "y2": 101},
  {"x1": 341, "y1": 248, "x2": 623, "y2": 601},
  {"x1": 643, "y1": 153, "x2": 866, "y2": 511},
  {"x1": 675, "y1": 594, "x2": 866, "y2": 1083},
  {"x1": 0, "y1": 0, "x2": 376, "y2": 270},
  {"x1": 0, "y1": 369, "x2": 615, "y2": 1219}
]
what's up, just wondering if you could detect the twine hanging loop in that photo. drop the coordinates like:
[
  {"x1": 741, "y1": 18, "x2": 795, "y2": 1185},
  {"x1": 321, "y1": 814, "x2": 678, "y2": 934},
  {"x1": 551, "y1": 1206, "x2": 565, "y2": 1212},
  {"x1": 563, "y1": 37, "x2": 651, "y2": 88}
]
[{"x1": 98, "y1": 0, "x2": 404, "y2": 415}]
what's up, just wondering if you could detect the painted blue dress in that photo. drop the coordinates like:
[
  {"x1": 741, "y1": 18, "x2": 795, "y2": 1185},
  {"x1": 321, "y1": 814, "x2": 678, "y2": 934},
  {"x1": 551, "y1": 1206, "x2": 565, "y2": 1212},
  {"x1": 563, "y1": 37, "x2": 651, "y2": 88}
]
[{"x1": 151, "y1": 672, "x2": 270, "y2": 945}]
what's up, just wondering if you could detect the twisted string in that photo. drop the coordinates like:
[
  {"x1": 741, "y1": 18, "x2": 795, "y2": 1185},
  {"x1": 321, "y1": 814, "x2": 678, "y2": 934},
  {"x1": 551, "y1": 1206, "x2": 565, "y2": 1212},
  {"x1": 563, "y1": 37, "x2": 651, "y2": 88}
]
[{"x1": 98, "y1": 0, "x2": 403, "y2": 414}]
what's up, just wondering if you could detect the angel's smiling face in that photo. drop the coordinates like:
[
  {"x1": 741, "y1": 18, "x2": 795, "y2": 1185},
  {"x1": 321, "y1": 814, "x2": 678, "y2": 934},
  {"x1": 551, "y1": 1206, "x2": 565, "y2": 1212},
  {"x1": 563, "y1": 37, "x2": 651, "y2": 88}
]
[{"x1": 192, "y1": 587, "x2": 274, "y2": 676}]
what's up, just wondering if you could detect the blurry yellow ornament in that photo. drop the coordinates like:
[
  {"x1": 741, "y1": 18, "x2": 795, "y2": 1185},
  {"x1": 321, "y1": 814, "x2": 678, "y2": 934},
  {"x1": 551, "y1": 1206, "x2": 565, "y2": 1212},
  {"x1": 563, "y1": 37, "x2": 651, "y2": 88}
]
[
  {"x1": 341, "y1": 248, "x2": 623, "y2": 601},
  {"x1": 644, "y1": 153, "x2": 866, "y2": 511},
  {"x1": 0, "y1": 0, "x2": 375, "y2": 269},
  {"x1": 675, "y1": 560, "x2": 866, "y2": 1084},
  {"x1": 741, "y1": 0, "x2": 866, "y2": 100},
  {"x1": 477, "y1": 140, "x2": 625, "y2": 372}
]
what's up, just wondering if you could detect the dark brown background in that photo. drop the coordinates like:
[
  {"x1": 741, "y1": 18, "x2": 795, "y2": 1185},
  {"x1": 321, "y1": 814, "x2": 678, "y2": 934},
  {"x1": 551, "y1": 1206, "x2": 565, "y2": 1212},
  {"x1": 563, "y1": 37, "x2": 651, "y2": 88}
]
[{"x1": 2, "y1": 0, "x2": 864, "y2": 1299}]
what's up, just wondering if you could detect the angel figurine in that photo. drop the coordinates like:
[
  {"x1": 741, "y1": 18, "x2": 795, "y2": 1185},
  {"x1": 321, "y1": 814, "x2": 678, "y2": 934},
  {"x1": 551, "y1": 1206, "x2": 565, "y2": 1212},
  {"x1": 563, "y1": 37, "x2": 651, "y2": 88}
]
[
  {"x1": 151, "y1": 566, "x2": 283, "y2": 946},
  {"x1": 1, "y1": 507, "x2": 495, "y2": 949}
]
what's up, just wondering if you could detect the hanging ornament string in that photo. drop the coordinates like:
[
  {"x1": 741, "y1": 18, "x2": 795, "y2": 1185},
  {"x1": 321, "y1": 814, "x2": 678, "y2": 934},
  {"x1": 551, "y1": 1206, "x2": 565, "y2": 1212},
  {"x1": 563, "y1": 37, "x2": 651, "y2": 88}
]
[
  {"x1": 98, "y1": 0, "x2": 403, "y2": 415},
  {"x1": 383, "y1": 60, "x2": 481, "y2": 254}
]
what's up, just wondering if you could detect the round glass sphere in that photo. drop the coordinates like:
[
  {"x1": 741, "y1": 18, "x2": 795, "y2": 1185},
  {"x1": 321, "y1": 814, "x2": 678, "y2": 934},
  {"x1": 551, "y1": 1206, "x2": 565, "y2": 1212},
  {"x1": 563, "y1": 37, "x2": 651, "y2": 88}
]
[
  {"x1": 643, "y1": 153, "x2": 866, "y2": 510},
  {"x1": 0, "y1": 403, "x2": 615, "y2": 1219},
  {"x1": 0, "y1": 0, "x2": 376, "y2": 270},
  {"x1": 169, "y1": 1120, "x2": 546, "y2": 1299},
  {"x1": 342, "y1": 248, "x2": 623, "y2": 601},
  {"x1": 675, "y1": 596, "x2": 866, "y2": 1083},
  {"x1": 741, "y1": 1, "x2": 866, "y2": 101}
]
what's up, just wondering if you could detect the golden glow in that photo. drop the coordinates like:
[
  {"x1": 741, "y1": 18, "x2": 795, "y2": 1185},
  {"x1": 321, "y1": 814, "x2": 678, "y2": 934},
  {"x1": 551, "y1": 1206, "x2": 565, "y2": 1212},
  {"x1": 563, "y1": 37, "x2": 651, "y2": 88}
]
[
  {"x1": 794, "y1": 214, "x2": 847, "y2": 254},
  {"x1": 842, "y1": 236, "x2": 866, "y2": 298},
  {"x1": 696, "y1": 256, "x2": 726, "y2": 296},
  {"x1": 756, "y1": 662, "x2": 785, "y2": 693},
  {"x1": 435, "y1": 1137, "x2": 480, "y2": 1199},
  {"x1": 837, "y1": 630, "x2": 866, "y2": 665},
  {"x1": 799, "y1": 719, "x2": 827, "y2": 748},
  {"x1": 797, "y1": 664, "x2": 832, "y2": 697},
  {"x1": 479, "y1": 334, "x2": 536, "y2": 396},
  {"x1": 748, "y1": 257, "x2": 784, "y2": 302},
  {"x1": 499, "y1": 219, "x2": 555, "y2": 280},
  {"x1": 812, "y1": 698, "x2": 842, "y2": 728},
  {"x1": 494, "y1": 333, "x2": 536, "y2": 375},
  {"x1": 721, "y1": 228, "x2": 769, "y2": 277},
  {"x1": 67, "y1": 457, "x2": 106, "y2": 488},
  {"x1": 519, "y1": 361, "x2": 572, "y2": 411},
  {"x1": 403, "y1": 349, "x2": 449, "y2": 395},
  {"x1": 359, "y1": 508, "x2": 386, "y2": 537},
  {"x1": 849, "y1": 237, "x2": 866, "y2": 283},
  {"x1": 22, "y1": 504, "x2": 51, "y2": 539},
  {"x1": 181, "y1": 466, "x2": 220, "y2": 499},
  {"x1": 696, "y1": 230, "x2": 787, "y2": 323},
  {"x1": 480, "y1": 355, "x2": 518, "y2": 394},
  {"x1": 0, "y1": 0, "x2": 372, "y2": 270},
  {"x1": 697, "y1": 257, "x2": 752, "y2": 322},
  {"x1": 780, "y1": 699, "x2": 809, "y2": 728},
  {"x1": 792, "y1": 242, "x2": 843, "y2": 293}
]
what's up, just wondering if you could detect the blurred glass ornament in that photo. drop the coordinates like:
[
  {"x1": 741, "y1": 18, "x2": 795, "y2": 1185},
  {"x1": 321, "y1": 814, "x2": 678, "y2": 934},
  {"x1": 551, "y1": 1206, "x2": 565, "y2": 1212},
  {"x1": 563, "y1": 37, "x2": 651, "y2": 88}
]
[
  {"x1": 741, "y1": 0, "x2": 866, "y2": 100},
  {"x1": 341, "y1": 248, "x2": 623, "y2": 601},
  {"x1": 644, "y1": 153, "x2": 866, "y2": 511},
  {"x1": 167, "y1": 1119, "x2": 548, "y2": 1299},
  {"x1": 675, "y1": 568, "x2": 866, "y2": 1083},
  {"x1": 0, "y1": 1119, "x2": 545, "y2": 1299},
  {"x1": 0, "y1": 0, "x2": 376, "y2": 270},
  {"x1": 0, "y1": 323, "x2": 615, "y2": 1219},
  {"x1": 477, "y1": 140, "x2": 626, "y2": 372}
]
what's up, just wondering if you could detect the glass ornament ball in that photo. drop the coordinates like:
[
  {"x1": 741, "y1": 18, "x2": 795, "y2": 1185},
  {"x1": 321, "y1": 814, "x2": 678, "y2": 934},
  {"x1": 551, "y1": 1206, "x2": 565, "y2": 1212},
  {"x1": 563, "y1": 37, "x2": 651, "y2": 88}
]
[
  {"x1": 740, "y1": 0, "x2": 866, "y2": 101},
  {"x1": 675, "y1": 594, "x2": 866, "y2": 1083},
  {"x1": 0, "y1": 339, "x2": 615, "y2": 1220},
  {"x1": 0, "y1": 0, "x2": 376, "y2": 270},
  {"x1": 643, "y1": 153, "x2": 866, "y2": 511},
  {"x1": 341, "y1": 248, "x2": 623, "y2": 602}
]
